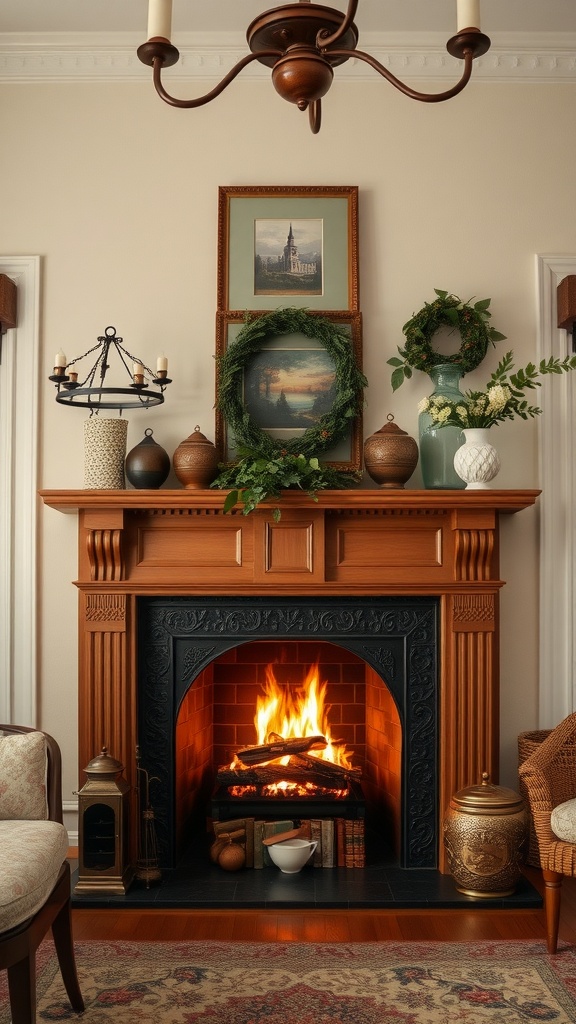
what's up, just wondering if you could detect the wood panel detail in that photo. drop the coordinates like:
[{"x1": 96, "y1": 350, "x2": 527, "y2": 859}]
[
  {"x1": 452, "y1": 593, "x2": 495, "y2": 630},
  {"x1": 255, "y1": 512, "x2": 324, "y2": 581},
  {"x1": 85, "y1": 593, "x2": 127, "y2": 630}
]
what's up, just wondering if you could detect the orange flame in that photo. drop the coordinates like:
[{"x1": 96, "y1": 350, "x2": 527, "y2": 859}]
[{"x1": 254, "y1": 662, "x2": 354, "y2": 770}]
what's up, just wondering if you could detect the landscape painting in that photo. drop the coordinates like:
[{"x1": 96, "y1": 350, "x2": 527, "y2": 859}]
[
  {"x1": 243, "y1": 346, "x2": 336, "y2": 432},
  {"x1": 254, "y1": 218, "x2": 323, "y2": 296}
]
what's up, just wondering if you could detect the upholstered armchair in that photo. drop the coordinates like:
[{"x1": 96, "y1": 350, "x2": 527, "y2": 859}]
[
  {"x1": 518, "y1": 712, "x2": 576, "y2": 953},
  {"x1": 0, "y1": 725, "x2": 84, "y2": 1023}
]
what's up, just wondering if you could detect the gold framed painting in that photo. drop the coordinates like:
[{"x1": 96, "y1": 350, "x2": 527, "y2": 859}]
[{"x1": 217, "y1": 185, "x2": 359, "y2": 312}]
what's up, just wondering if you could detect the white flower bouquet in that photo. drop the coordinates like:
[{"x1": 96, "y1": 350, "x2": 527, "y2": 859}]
[{"x1": 418, "y1": 350, "x2": 576, "y2": 429}]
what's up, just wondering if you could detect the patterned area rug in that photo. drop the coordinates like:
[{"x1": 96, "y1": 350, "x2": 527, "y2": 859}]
[{"x1": 2, "y1": 939, "x2": 576, "y2": 1023}]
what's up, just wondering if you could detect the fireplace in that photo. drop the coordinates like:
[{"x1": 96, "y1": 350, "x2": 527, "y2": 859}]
[
  {"x1": 40, "y1": 486, "x2": 539, "y2": 885},
  {"x1": 137, "y1": 596, "x2": 438, "y2": 871}
]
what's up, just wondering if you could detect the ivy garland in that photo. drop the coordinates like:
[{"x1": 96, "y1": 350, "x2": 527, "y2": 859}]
[
  {"x1": 216, "y1": 307, "x2": 367, "y2": 460},
  {"x1": 388, "y1": 289, "x2": 506, "y2": 392}
]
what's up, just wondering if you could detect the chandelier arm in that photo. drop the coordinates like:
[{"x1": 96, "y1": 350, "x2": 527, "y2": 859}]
[
  {"x1": 317, "y1": 0, "x2": 359, "y2": 50},
  {"x1": 309, "y1": 99, "x2": 322, "y2": 134},
  {"x1": 151, "y1": 49, "x2": 282, "y2": 109},
  {"x1": 328, "y1": 47, "x2": 475, "y2": 102}
]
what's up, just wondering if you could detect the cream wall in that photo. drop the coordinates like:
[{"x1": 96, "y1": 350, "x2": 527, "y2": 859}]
[{"x1": 1, "y1": 75, "x2": 575, "y2": 806}]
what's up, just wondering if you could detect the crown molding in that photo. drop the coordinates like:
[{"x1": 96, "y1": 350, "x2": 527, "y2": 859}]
[{"x1": 0, "y1": 31, "x2": 575, "y2": 83}]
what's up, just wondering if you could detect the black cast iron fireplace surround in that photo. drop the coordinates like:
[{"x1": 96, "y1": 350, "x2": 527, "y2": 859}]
[{"x1": 137, "y1": 595, "x2": 438, "y2": 872}]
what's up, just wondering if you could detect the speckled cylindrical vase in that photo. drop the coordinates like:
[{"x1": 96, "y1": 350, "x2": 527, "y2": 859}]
[{"x1": 83, "y1": 417, "x2": 128, "y2": 490}]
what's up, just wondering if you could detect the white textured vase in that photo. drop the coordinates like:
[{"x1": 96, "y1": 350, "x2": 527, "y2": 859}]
[
  {"x1": 453, "y1": 428, "x2": 501, "y2": 489},
  {"x1": 83, "y1": 417, "x2": 128, "y2": 489}
]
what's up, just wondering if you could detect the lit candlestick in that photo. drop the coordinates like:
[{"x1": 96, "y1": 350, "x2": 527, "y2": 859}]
[
  {"x1": 156, "y1": 355, "x2": 168, "y2": 373},
  {"x1": 147, "y1": 0, "x2": 173, "y2": 41},
  {"x1": 457, "y1": 0, "x2": 481, "y2": 32},
  {"x1": 54, "y1": 351, "x2": 67, "y2": 367}
]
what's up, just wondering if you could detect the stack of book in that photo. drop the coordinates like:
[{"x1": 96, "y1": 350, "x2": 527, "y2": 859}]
[{"x1": 212, "y1": 815, "x2": 365, "y2": 868}]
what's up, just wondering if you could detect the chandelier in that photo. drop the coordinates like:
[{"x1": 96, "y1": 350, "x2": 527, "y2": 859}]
[
  {"x1": 49, "y1": 326, "x2": 171, "y2": 412},
  {"x1": 137, "y1": 0, "x2": 491, "y2": 134}
]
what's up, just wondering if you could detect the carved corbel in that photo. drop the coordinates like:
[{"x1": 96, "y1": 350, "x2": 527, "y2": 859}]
[
  {"x1": 452, "y1": 509, "x2": 497, "y2": 582},
  {"x1": 82, "y1": 508, "x2": 125, "y2": 582}
]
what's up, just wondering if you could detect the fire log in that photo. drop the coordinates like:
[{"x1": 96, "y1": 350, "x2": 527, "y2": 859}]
[
  {"x1": 292, "y1": 751, "x2": 362, "y2": 780},
  {"x1": 235, "y1": 735, "x2": 327, "y2": 766},
  {"x1": 217, "y1": 752, "x2": 358, "y2": 789}
]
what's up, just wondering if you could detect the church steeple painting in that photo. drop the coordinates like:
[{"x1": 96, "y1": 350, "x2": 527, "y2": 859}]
[{"x1": 254, "y1": 218, "x2": 322, "y2": 296}]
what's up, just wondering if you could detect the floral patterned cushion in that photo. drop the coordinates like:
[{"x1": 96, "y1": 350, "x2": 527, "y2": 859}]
[
  {"x1": 0, "y1": 819, "x2": 68, "y2": 930},
  {"x1": 0, "y1": 731, "x2": 48, "y2": 820}
]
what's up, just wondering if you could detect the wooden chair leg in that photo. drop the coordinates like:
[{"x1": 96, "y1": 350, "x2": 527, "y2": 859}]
[
  {"x1": 542, "y1": 868, "x2": 562, "y2": 953},
  {"x1": 51, "y1": 865, "x2": 85, "y2": 1012},
  {"x1": 7, "y1": 954, "x2": 36, "y2": 1024},
  {"x1": 52, "y1": 907, "x2": 85, "y2": 1011}
]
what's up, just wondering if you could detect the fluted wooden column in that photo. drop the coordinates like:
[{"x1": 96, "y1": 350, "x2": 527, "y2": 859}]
[
  {"x1": 437, "y1": 508, "x2": 500, "y2": 870},
  {"x1": 77, "y1": 509, "x2": 136, "y2": 816}
]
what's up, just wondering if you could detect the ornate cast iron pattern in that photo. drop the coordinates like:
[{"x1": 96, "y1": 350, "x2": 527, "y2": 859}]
[
  {"x1": 138, "y1": 596, "x2": 438, "y2": 870},
  {"x1": 86, "y1": 527, "x2": 123, "y2": 582},
  {"x1": 454, "y1": 528, "x2": 495, "y2": 582}
]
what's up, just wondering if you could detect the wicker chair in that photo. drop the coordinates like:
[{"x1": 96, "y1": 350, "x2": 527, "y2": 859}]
[
  {"x1": 518, "y1": 712, "x2": 576, "y2": 953},
  {"x1": 0, "y1": 725, "x2": 84, "y2": 1023}
]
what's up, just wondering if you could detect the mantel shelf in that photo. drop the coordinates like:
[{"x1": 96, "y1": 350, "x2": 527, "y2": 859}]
[{"x1": 40, "y1": 487, "x2": 540, "y2": 515}]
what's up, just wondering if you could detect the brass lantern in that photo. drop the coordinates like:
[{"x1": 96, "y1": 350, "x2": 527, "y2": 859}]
[{"x1": 75, "y1": 746, "x2": 133, "y2": 895}]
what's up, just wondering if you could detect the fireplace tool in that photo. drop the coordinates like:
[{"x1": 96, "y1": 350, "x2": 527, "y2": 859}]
[{"x1": 135, "y1": 748, "x2": 162, "y2": 887}]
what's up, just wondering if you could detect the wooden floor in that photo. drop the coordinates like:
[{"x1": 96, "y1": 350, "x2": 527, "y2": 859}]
[{"x1": 70, "y1": 868, "x2": 576, "y2": 945}]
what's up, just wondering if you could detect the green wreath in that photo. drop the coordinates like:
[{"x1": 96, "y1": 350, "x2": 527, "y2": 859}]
[
  {"x1": 216, "y1": 307, "x2": 367, "y2": 460},
  {"x1": 388, "y1": 289, "x2": 506, "y2": 391}
]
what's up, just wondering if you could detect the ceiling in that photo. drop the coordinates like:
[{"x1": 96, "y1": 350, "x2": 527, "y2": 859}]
[{"x1": 1, "y1": 1, "x2": 574, "y2": 36}]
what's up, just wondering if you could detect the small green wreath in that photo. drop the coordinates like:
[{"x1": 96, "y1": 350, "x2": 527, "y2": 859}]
[
  {"x1": 215, "y1": 307, "x2": 367, "y2": 460},
  {"x1": 388, "y1": 289, "x2": 506, "y2": 391}
]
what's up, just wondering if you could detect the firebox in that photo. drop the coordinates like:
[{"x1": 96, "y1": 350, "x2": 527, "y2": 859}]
[
  {"x1": 210, "y1": 656, "x2": 368, "y2": 847},
  {"x1": 137, "y1": 595, "x2": 438, "y2": 872}
]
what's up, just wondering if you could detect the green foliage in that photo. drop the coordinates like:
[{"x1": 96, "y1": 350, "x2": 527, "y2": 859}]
[
  {"x1": 216, "y1": 307, "x2": 367, "y2": 459},
  {"x1": 419, "y1": 349, "x2": 576, "y2": 429},
  {"x1": 388, "y1": 289, "x2": 506, "y2": 391},
  {"x1": 212, "y1": 448, "x2": 361, "y2": 521}
]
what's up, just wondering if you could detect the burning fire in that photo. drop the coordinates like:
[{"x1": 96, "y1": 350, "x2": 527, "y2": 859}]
[
  {"x1": 254, "y1": 662, "x2": 354, "y2": 770},
  {"x1": 226, "y1": 663, "x2": 356, "y2": 798}
]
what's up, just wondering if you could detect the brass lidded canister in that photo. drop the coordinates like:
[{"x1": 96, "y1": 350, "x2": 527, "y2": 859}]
[{"x1": 443, "y1": 772, "x2": 528, "y2": 898}]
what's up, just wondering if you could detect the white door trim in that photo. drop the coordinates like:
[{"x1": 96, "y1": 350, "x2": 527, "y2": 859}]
[
  {"x1": 0, "y1": 256, "x2": 40, "y2": 724},
  {"x1": 536, "y1": 254, "x2": 576, "y2": 727}
]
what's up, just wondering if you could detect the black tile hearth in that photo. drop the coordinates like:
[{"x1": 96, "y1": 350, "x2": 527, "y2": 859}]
[{"x1": 71, "y1": 834, "x2": 542, "y2": 912}]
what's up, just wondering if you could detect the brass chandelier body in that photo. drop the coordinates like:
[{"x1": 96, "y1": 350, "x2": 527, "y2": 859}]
[{"x1": 137, "y1": 1, "x2": 491, "y2": 134}]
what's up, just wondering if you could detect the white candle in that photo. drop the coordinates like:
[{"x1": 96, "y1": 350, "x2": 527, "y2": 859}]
[
  {"x1": 457, "y1": 0, "x2": 481, "y2": 31},
  {"x1": 147, "y1": 0, "x2": 173, "y2": 41},
  {"x1": 133, "y1": 362, "x2": 144, "y2": 376},
  {"x1": 156, "y1": 355, "x2": 168, "y2": 372},
  {"x1": 54, "y1": 351, "x2": 67, "y2": 367}
]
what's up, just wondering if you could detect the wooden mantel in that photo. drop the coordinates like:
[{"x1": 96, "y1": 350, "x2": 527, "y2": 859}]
[{"x1": 41, "y1": 487, "x2": 539, "y2": 870}]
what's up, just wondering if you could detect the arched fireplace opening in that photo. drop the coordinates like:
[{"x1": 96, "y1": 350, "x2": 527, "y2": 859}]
[{"x1": 137, "y1": 595, "x2": 438, "y2": 875}]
